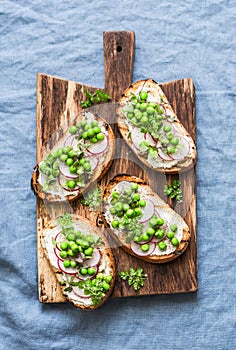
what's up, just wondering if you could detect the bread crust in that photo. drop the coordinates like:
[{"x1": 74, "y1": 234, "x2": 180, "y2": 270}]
[
  {"x1": 41, "y1": 214, "x2": 116, "y2": 310},
  {"x1": 117, "y1": 79, "x2": 197, "y2": 174},
  {"x1": 102, "y1": 174, "x2": 191, "y2": 263},
  {"x1": 31, "y1": 115, "x2": 115, "y2": 202}
]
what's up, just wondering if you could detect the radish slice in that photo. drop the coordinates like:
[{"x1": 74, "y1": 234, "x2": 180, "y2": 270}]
[
  {"x1": 139, "y1": 199, "x2": 155, "y2": 223},
  {"x1": 64, "y1": 134, "x2": 74, "y2": 147},
  {"x1": 131, "y1": 127, "x2": 146, "y2": 150},
  {"x1": 59, "y1": 162, "x2": 78, "y2": 179},
  {"x1": 168, "y1": 136, "x2": 190, "y2": 161},
  {"x1": 87, "y1": 134, "x2": 108, "y2": 154},
  {"x1": 130, "y1": 240, "x2": 156, "y2": 256},
  {"x1": 81, "y1": 248, "x2": 101, "y2": 268},
  {"x1": 57, "y1": 259, "x2": 78, "y2": 275},
  {"x1": 72, "y1": 286, "x2": 91, "y2": 298},
  {"x1": 158, "y1": 148, "x2": 173, "y2": 161},
  {"x1": 54, "y1": 248, "x2": 63, "y2": 261},
  {"x1": 77, "y1": 266, "x2": 98, "y2": 280},
  {"x1": 84, "y1": 154, "x2": 98, "y2": 171}
]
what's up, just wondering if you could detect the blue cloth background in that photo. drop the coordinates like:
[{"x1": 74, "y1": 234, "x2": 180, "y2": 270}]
[{"x1": 0, "y1": 0, "x2": 235, "y2": 349}]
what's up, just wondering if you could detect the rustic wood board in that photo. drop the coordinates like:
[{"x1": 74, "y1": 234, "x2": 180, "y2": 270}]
[{"x1": 35, "y1": 31, "x2": 197, "y2": 303}]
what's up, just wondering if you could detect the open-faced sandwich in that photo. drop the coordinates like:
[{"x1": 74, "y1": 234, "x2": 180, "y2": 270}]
[
  {"x1": 32, "y1": 111, "x2": 115, "y2": 201},
  {"x1": 117, "y1": 79, "x2": 196, "y2": 173},
  {"x1": 103, "y1": 175, "x2": 190, "y2": 263},
  {"x1": 42, "y1": 213, "x2": 115, "y2": 310}
]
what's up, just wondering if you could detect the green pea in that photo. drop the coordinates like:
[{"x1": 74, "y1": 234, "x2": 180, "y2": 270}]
[
  {"x1": 170, "y1": 137, "x2": 179, "y2": 146},
  {"x1": 84, "y1": 247, "x2": 93, "y2": 256},
  {"x1": 134, "y1": 207, "x2": 142, "y2": 216},
  {"x1": 109, "y1": 207, "x2": 117, "y2": 215},
  {"x1": 87, "y1": 267, "x2": 96, "y2": 275},
  {"x1": 79, "y1": 268, "x2": 88, "y2": 275},
  {"x1": 90, "y1": 137, "x2": 98, "y2": 143},
  {"x1": 155, "y1": 229, "x2": 165, "y2": 239},
  {"x1": 158, "y1": 241, "x2": 167, "y2": 251},
  {"x1": 60, "y1": 154, "x2": 68, "y2": 162},
  {"x1": 69, "y1": 165, "x2": 77, "y2": 174},
  {"x1": 149, "y1": 101, "x2": 157, "y2": 108},
  {"x1": 146, "y1": 228, "x2": 155, "y2": 236},
  {"x1": 68, "y1": 150, "x2": 76, "y2": 158},
  {"x1": 164, "y1": 125, "x2": 171, "y2": 132},
  {"x1": 139, "y1": 103, "x2": 147, "y2": 112},
  {"x1": 70, "y1": 243, "x2": 79, "y2": 252},
  {"x1": 134, "y1": 235, "x2": 142, "y2": 243},
  {"x1": 170, "y1": 224, "x2": 178, "y2": 232},
  {"x1": 83, "y1": 162, "x2": 91, "y2": 171},
  {"x1": 166, "y1": 132, "x2": 174, "y2": 140},
  {"x1": 132, "y1": 193, "x2": 140, "y2": 201},
  {"x1": 135, "y1": 103, "x2": 141, "y2": 109},
  {"x1": 123, "y1": 203, "x2": 130, "y2": 212},
  {"x1": 70, "y1": 261, "x2": 77, "y2": 268},
  {"x1": 111, "y1": 220, "x2": 119, "y2": 228},
  {"x1": 114, "y1": 202, "x2": 123, "y2": 212},
  {"x1": 141, "y1": 233, "x2": 150, "y2": 241},
  {"x1": 127, "y1": 112, "x2": 133, "y2": 119},
  {"x1": 126, "y1": 209, "x2": 134, "y2": 218},
  {"x1": 82, "y1": 132, "x2": 88, "y2": 140},
  {"x1": 156, "y1": 218, "x2": 164, "y2": 226},
  {"x1": 141, "y1": 116, "x2": 149, "y2": 124},
  {"x1": 67, "y1": 249, "x2": 74, "y2": 257},
  {"x1": 93, "y1": 126, "x2": 101, "y2": 134},
  {"x1": 167, "y1": 146, "x2": 176, "y2": 154},
  {"x1": 139, "y1": 200, "x2": 146, "y2": 207},
  {"x1": 60, "y1": 242, "x2": 68, "y2": 251},
  {"x1": 147, "y1": 106, "x2": 155, "y2": 115},
  {"x1": 149, "y1": 217, "x2": 158, "y2": 227},
  {"x1": 59, "y1": 250, "x2": 67, "y2": 259},
  {"x1": 96, "y1": 273, "x2": 104, "y2": 280},
  {"x1": 87, "y1": 129, "x2": 95, "y2": 138},
  {"x1": 56, "y1": 149, "x2": 63, "y2": 157},
  {"x1": 66, "y1": 180, "x2": 76, "y2": 189},
  {"x1": 112, "y1": 191, "x2": 119, "y2": 199},
  {"x1": 166, "y1": 231, "x2": 175, "y2": 239},
  {"x1": 63, "y1": 260, "x2": 71, "y2": 268},
  {"x1": 139, "y1": 91, "x2": 148, "y2": 100},
  {"x1": 69, "y1": 126, "x2": 77, "y2": 134},
  {"x1": 84, "y1": 124, "x2": 91, "y2": 131},
  {"x1": 104, "y1": 275, "x2": 112, "y2": 283},
  {"x1": 171, "y1": 237, "x2": 179, "y2": 246},
  {"x1": 91, "y1": 120, "x2": 99, "y2": 127},
  {"x1": 131, "y1": 183, "x2": 139, "y2": 191},
  {"x1": 102, "y1": 282, "x2": 110, "y2": 291},
  {"x1": 63, "y1": 146, "x2": 72, "y2": 154},
  {"x1": 66, "y1": 158, "x2": 74, "y2": 166},
  {"x1": 161, "y1": 138, "x2": 169, "y2": 146},
  {"x1": 141, "y1": 244, "x2": 150, "y2": 252},
  {"x1": 97, "y1": 133, "x2": 105, "y2": 141}
]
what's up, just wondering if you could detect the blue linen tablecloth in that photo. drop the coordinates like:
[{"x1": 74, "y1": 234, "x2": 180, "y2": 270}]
[{"x1": 0, "y1": 1, "x2": 235, "y2": 349}]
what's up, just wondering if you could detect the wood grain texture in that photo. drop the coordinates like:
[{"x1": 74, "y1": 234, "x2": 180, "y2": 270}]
[{"x1": 35, "y1": 31, "x2": 197, "y2": 303}]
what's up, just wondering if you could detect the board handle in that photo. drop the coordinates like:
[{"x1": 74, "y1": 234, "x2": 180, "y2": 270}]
[{"x1": 103, "y1": 31, "x2": 135, "y2": 101}]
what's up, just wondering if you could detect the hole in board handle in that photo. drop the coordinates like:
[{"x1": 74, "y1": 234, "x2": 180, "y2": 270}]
[{"x1": 116, "y1": 45, "x2": 122, "y2": 52}]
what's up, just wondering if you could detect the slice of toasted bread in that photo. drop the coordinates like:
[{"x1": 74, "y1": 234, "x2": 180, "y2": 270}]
[
  {"x1": 117, "y1": 79, "x2": 196, "y2": 174},
  {"x1": 41, "y1": 214, "x2": 116, "y2": 310},
  {"x1": 102, "y1": 175, "x2": 190, "y2": 263},
  {"x1": 31, "y1": 112, "x2": 115, "y2": 202}
]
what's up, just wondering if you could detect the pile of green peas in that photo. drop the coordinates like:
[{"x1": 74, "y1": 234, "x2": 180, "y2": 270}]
[
  {"x1": 110, "y1": 183, "x2": 146, "y2": 229},
  {"x1": 90, "y1": 273, "x2": 113, "y2": 291},
  {"x1": 59, "y1": 231, "x2": 97, "y2": 269},
  {"x1": 123, "y1": 91, "x2": 180, "y2": 154},
  {"x1": 69, "y1": 119, "x2": 105, "y2": 144}
]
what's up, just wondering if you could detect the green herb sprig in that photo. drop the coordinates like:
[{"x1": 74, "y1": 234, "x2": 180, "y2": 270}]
[
  {"x1": 120, "y1": 267, "x2": 147, "y2": 291},
  {"x1": 81, "y1": 187, "x2": 102, "y2": 210},
  {"x1": 81, "y1": 90, "x2": 111, "y2": 109},
  {"x1": 164, "y1": 180, "x2": 182, "y2": 202}
]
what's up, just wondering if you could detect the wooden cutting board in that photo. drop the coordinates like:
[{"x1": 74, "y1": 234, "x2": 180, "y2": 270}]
[{"x1": 35, "y1": 31, "x2": 197, "y2": 303}]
